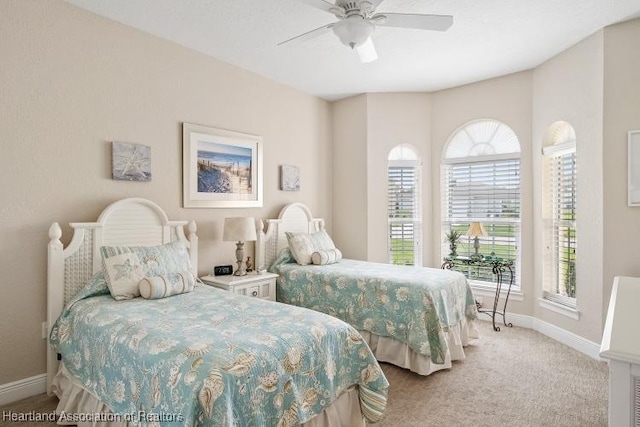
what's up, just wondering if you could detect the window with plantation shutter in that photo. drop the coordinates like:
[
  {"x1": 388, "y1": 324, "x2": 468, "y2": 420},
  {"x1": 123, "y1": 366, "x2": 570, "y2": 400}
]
[
  {"x1": 441, "y1": 120, "x2": 521, "y2": 287},
  {"x1": 388, "y1": 145, "x2": 421, "y2": 266},
  {"x1": 543, "y1": 122, "x2": 577, "y2": 307}
]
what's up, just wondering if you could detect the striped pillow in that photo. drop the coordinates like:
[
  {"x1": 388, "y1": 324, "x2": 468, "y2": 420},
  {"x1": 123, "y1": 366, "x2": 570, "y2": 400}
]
[
  {"x1": 139, "y1": 270, "x2": 195, "y2": 299},
  {"x1": 311, "y1": 248, "x2": 342, "y2": 265}
]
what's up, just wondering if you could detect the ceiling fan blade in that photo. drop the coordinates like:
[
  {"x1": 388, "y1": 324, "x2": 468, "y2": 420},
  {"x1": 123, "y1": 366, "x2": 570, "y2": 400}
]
[
  {"x1": 374, "y1": 13, "x2": 453, "y2": 31},
  {"x1": 360, "y1": 0, "x2": 385, "y2": 14},
  {"x1": 370, "y1": 0, "x2": 386, "y2": 7},
  {"x1": 296, "y1": 0, "x2": 340, "y2": 14},
  {"x1": 356, "y1": 37, "x2": 378, "y2": 63},
  {"x1": 278, "y1": 22, "x2": 335, "y2": 46}
]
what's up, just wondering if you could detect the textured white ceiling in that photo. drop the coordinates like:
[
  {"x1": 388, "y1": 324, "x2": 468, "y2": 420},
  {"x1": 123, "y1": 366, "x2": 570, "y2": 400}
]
[{"x1": 65, "y1": 0, "x2": 640, "y2": 101}]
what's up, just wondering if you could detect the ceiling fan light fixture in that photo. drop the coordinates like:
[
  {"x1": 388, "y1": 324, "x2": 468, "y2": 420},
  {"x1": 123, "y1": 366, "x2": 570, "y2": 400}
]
[
  {"x1": 332, "y1": 18, "x2": 374, "y2": 49},
  {"x1": 356, "y1": 37, "x2": 378, "y2": 63}
]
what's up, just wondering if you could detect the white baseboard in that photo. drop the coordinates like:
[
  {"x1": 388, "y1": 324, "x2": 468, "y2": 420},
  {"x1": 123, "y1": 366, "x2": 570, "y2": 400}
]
[
  {"x1": 477, "y1": 313, "x2": 602, "y2": 360},
  {"x1": 532, "y1": 318, "x2": 602, "y2": 360},
  {"x1": 0, "y1": 374, "x2": 46, "y2": 406}
]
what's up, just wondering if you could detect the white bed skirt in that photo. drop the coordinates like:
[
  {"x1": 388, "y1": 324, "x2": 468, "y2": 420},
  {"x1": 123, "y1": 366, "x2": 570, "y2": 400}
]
[
  {"x1": 359, "y1": 317, "x2": 479, "y2": 375},
  {"x1": 51, "y1": 363, "x2": 365, "y2": 427}
]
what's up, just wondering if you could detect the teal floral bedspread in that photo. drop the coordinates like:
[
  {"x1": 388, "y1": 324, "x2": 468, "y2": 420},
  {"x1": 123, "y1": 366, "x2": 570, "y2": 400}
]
[
  {"x1": 50, "y1": 274, "x2": 388, "y2": 426},
  {"x1": 271, "y1": 250, "x2": 477, "y2": 365}
]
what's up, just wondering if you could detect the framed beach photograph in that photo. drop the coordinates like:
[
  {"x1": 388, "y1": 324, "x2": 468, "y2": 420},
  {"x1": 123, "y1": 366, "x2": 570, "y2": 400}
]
[{"x1": 183, "y1": 123, "x2": 263, "y2": 208}]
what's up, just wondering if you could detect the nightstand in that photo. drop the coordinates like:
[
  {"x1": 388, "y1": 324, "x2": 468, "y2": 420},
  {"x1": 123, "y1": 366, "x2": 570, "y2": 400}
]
[{"x1": 200, "y1": 272, "x2": 278, "y2": 302}]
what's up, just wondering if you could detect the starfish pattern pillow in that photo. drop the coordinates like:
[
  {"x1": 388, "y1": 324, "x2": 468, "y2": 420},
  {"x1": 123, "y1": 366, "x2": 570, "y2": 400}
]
[{"x1": 103, "y1": 253, "x2": 146, "y2": 300}]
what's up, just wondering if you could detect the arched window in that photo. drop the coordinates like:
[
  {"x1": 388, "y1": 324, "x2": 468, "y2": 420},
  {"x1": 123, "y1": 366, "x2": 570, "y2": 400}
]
[
  {"x1": 542, "y1": 121, "x2": 577, "y2": 307},
  {"x1": 388, "y1": 144, "x2": 422, "y2": 266},
  {"x1": 441, "y1": 119, "x2": 521, "y2": 287}
]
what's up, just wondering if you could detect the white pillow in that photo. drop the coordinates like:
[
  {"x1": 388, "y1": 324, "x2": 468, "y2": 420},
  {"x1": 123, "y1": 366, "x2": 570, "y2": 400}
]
[
  {"x1": 103, "y1": 252, "x2": 146, "y2": 300},
  {"x1": 285, "y1": 229, "x2": 336, "y2": 265},
  {"x1": 311, "y1": 248, "x2": 342, "y2": 265}
]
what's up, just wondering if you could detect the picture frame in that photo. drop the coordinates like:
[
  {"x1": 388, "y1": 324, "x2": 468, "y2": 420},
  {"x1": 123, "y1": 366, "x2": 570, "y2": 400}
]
[
  {"x1": 182, "y1": 123, "x2": 263, "y2": 208},
  {"x1": 280, "y1": 164, "x2": 300, "y2": 191},
  {"x1": 629, "y1": 130, "x2": 640, "y2": 206},
  {"x1": 112, "y1": 141, "x2": 151, "y2": 181}
]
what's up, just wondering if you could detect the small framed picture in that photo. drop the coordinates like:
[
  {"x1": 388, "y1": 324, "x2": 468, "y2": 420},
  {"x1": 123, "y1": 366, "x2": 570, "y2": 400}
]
[
  {"x1": 112, "y1": 141, "x2": 151, "y2": 181},
  {"x1": 280, "y1": 165, "x2": 300, "y2": 192}
]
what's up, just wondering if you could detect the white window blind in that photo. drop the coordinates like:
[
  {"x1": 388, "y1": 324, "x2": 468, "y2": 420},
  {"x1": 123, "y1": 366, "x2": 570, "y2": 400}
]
[
  {"x1": 634, "y1": 376, "x2": 640, "y2": 427},
  {"x1": 546, "y1": 149, "x2": 577, "y2": 305},
  {"x1": 442, "y1": 157, "x2": 521, "y2": 286},
  {"x1": 388, "y1": 164, "x2": 422, "y2": 266}
]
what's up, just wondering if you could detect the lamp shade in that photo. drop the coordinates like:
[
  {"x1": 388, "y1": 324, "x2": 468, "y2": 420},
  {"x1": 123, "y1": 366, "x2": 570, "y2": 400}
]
[
  {"x1": 223, "y1": 217, "x2": 257, "y2": 242},
  {"x1": 466, "y1": 222, "x2": 487, "y2": 238}
]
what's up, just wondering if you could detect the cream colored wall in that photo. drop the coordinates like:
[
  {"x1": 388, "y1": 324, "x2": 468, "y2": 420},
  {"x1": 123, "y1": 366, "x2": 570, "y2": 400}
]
[
  {"x1": 531, "y1": 32, "x2": 605, "y2": 342},
  {"x1": 602, "y1": 19, "x2": 640, "y2": 314},
  {"x1": 365, "y1": 93, "x2": 432, "y2": 265},
  {"x1": 0, "y1": 0, "x2": 332, "y2": 385},
  {"x1": 331, "y1": 95, "x2": 368, "y2": 259},
  {"x1": 331, "y1": 93, "x2": 432, "y2": 264},
  {"x1": 430, "y1": 72, "x2": 534, "y2": 316}
]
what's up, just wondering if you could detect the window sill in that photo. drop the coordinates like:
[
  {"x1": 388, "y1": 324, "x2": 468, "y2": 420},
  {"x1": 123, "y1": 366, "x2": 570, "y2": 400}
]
[
  {"x1": 538, "y1": 298, "x2": 580, "y2": 320},
  {"x1": 469, "y1": 281, "x2": 523, "y2": 302}
]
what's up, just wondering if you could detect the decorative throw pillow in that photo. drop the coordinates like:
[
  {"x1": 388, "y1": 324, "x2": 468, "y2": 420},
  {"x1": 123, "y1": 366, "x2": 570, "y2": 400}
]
[
  {"x1": 285, "y1": 229, "x2": 337, "y2": 265},
  {"x1": 311, "y1": 248, "x2": 343, "y2": 265},
  {"x1": 139, "y1": 270, "x2": 195, "y2": 300},
  {"x1": 103, "y1": 252, "x2": 146, "y2": 300},
  {"x1": 100, "y1": 241, "x2": 192, "y2": 300}
]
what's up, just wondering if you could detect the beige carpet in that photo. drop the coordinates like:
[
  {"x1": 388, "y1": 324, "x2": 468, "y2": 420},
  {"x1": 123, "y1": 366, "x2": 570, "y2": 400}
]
[
  {"x1": 0, "y1": 321, "x2": 608, "y2": 427},
  {"x1": 377, "y1": 321, "x2": 608, "y2": 427}
]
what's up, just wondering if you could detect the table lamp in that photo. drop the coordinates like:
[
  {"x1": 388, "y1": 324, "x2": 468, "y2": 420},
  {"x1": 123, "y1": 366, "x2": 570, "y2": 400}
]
[
  {"x1": 466, "y1": 222, "x2": 487, "y2": 258},
  {"x1": 223, "y1": 217, "x2": 257, "y2": 276}
]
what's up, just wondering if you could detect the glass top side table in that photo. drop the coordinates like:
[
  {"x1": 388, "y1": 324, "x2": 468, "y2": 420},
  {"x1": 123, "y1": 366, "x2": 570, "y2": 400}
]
[{"x1": 442, "y1": 255, "x2": 514, "y2": 331}]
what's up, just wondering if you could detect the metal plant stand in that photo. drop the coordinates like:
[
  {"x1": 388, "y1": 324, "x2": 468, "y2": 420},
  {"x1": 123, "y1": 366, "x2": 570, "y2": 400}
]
[{"x1": 442, "y1": 256, "x2": 514, "y2": 331}]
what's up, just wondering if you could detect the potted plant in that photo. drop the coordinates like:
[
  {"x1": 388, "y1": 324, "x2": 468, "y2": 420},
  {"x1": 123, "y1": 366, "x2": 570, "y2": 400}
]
[{"x1": 445, "y1": 229, "x2": 463, "y2": 257}]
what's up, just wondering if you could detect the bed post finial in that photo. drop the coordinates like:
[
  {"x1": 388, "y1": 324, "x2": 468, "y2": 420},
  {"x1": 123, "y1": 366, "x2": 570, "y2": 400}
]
[
  {"x1": 49, "y1": 223, "x2": 62, "y2": 242},
  {"x1": 188, "y1": 220, "x2": 197, "y2": 237}
]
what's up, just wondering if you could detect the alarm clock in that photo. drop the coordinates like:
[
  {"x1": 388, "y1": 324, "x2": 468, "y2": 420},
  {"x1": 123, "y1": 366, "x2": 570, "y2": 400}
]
[{"x1": 213, "y1": 265, "x2": 233, "y2": 276}]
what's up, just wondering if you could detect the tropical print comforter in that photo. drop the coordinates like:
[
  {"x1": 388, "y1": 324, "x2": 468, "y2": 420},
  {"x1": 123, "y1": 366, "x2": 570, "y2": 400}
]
[
  {"x1": 271, "y1": 250, "x2": 478, "y2": 365},
  {"x1": 50, "y1": 273, "x2": 388, "y2": 426}
]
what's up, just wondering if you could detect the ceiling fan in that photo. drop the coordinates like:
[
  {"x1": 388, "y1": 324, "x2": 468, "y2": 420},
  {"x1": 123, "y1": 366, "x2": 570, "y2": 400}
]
[{"x1": 279, "y1": 0, "x2": 453, "y2": 63}]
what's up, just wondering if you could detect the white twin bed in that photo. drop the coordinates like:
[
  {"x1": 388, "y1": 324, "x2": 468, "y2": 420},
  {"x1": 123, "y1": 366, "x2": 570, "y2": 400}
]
[
  {"x1": 46, "y1": 198, "x2": 388, "y2": 427},
  {"x1": 256, "y1": 203, "x2": 479, "y2": 376}
]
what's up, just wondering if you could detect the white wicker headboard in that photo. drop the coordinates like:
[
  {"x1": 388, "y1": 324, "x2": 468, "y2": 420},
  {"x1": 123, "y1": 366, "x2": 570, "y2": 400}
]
[
  {"x1": 46, "y1": 197, "x2": 198, "y2": 393},
  {"x1": 256, "y1": 203, "x2": 324, "y2": 270}
]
